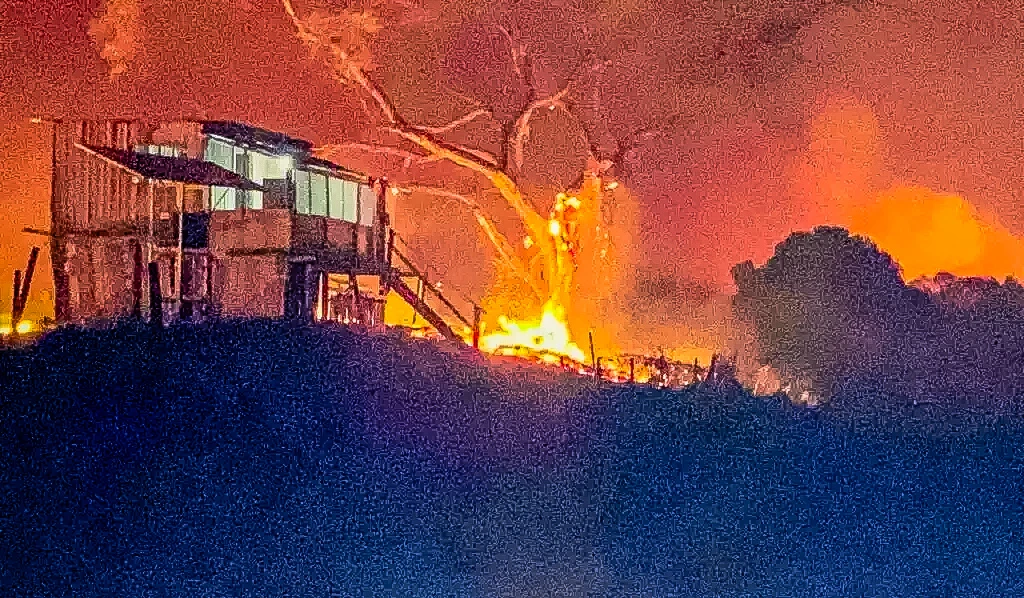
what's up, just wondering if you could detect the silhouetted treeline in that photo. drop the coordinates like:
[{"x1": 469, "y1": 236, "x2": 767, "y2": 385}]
[{"x1": 733, "y1": 226, "x2": 1024, "y2": 407}]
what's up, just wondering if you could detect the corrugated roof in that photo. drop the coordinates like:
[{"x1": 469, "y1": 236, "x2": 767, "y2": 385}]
[{"x1": 82, "y1": 145, "x2": 264, "y2": 191}]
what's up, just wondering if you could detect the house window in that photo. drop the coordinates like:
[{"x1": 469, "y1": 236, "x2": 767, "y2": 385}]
[
  {"x1": 358, "y1": 182, "x2": 376, "y2": 226},
  {"x1": 294, "y1": 170, "x2": 311, "y2": 214},
  {"x1": 244, "y1": 152, "x2": 292, "y2": 210},
  {"x1": 328, "y1": 176, "x2": 359, "y2": 222},
  {"x1": 204, "y1": 138, "x2": 235, "y2": 171},
  {"x1": 135, "y1": 144, "x2": 182, "y2": 157},
  {"x1": 310, "y1": 172, "x2": 328, "y2": 216},
  {"x1": 210, "y1": 186, "x2": 236, "y2": 211}
]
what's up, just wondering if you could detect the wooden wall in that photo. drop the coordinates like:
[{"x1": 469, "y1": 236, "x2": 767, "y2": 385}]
[{"x1": 214, "y1": 254, "x2": 287, "y2": 318}]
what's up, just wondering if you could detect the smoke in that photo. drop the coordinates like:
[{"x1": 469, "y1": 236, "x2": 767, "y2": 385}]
[
  {"x1": 791, "y1": 96, "x2": 1024, "y2": 284},
  {"x1": 88, "y1": 0, "x2": 141, "y2": 79},
  {"x1": 57, "y1": 0, "x2": 1024, "y2": 363}
]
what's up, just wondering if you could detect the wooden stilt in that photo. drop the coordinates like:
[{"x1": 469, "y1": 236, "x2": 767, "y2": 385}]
[
  {"x1": 12, "y1": 270, "x2": 22, "y2": 332},
  {"x1": 16, "y1": 248, "x2": 40, "y2": 323},
  {"x1": 148, "y1": 262, "x2": 163, "y2": 328},
  {"x1": 349, "y1": 271, "x2": 360, "y2": 324},
  {"x1": 131, "y1": 241, "x2": 143, "y2": 319},
  {"x1": 589, "y1": 331, "x2": 597, "y2": 376}
]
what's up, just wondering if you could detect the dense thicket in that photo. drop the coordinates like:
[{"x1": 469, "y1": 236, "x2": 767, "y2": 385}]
[{"x1": 734, "y1": 226, "x2": 1024, "y2": 407}]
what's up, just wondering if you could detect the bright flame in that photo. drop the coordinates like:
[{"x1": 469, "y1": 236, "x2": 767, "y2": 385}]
[
  {"x1": 848, "y1": 185, "x2": 1024, "y2": 281},
  {"x1": 0, "y1": 320, "x2": 33, "y2": 336},
  {"x1": 480, "y1": 302, "x2": 587, "y2": 364}
]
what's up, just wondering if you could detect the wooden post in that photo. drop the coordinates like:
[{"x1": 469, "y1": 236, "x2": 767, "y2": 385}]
[
  {"x1": 17, "y1": 247, "x2": 40, "y2": 322},
  {"x1": 378, "y1": 228, "x2": 395, "y2": 297},
  {"x1": 411, "y1": 276, "x2": 424, "y2": 327},
  {"x1": 472, "y1": 304, "x2": 483, "y2": 350},
  {"x1": 589, "y1": 330, "x2": 597, "y2": 376},
  {"x1": 375, "y1": 177, "x2": 389, "y2": 265},
  {"x1": 349, "y1": 271, "x2": 360, "y2": 324},
  {"x1": 131, "y1": 240, "x2": 143, "y2": 318},
  {"x1": 630, "y1": 358, "x2": 635, "y2": 384},
  {"x1": 12, "y1": 270, "x2": 22, "y2": 330},
  {"x1": 148, "y1": 262, "x2": 163, "y2": 328},
  {"x1": 47, "y1": 119, "x2": 71, "y2": 324},
  {"x1": 321, "y1": 271, "x2": 330, "y2": 322}
]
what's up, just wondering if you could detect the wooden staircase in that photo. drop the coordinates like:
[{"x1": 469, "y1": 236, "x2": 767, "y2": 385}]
[{"x1": 383, "y1": 232, "x2": 482, "y2": 346}]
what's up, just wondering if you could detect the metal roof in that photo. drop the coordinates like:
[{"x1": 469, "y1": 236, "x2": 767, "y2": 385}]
[
  {"x1": 200, "y1": 121, "x2": 314, "y2": 155},
  {"x1": 81, "y1": 145, "x2": 264, "y2": 191}
]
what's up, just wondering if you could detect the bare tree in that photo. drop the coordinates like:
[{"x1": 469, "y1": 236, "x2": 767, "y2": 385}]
[{"x1": 281, "y1": 0, "x2": 667, "y2": 331}]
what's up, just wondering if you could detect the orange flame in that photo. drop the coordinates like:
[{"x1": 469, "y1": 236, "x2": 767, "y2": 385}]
[
  {"x1": 848, "y1": 185, "x2": 1024, "y2": 282},
  {"x1": 479, "y1": 301, "x2": 587, "y2": 364}
]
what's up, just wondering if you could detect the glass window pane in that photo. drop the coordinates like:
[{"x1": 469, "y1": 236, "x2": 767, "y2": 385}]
[
  {"x1": 265, "y1": 154, "x2": 292, "y2": 181},
  {"x1": 310, "y1": 173, "x2": 328, "y2": 216},
  {"x1": 328, "y1": 177, "x2": 345, "y2": 219},
  {"x1": 294, "y1": 170, "x2": 311, "y2": 214},
  {"x1": 211, "y1": 186, "x2": 236, "y2": 211},
  {"x1": 246, "y1": 191, "x2": 263, "y2": 210},
  {"x1": 342, "y1": 180, "x2": 359, "y2": 223},
  {"x1": 205, "y1": 138, "x2": 234, "y2": 171},
  {"x1": 358, "y1": 183, "x2": 376, "y2": 225}
]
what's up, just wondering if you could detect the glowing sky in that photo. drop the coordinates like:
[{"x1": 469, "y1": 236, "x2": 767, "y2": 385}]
[{"x1": 5, "y1": 0, "x2": 1024, "y2": 321}]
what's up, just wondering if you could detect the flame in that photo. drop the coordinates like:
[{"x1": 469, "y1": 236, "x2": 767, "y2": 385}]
[
  {"x1": 480, "y1": 302, "x2": 587, "y2": 365},
  {"x1": 478, "y1": 183, "x2": 598, "y2": 365},
  {"x1": 848, "y1": 185, "x2": 1024, "y2": 281},
  {"x1": 0, "y1": 320, "x2": 33, "y2": 336}
]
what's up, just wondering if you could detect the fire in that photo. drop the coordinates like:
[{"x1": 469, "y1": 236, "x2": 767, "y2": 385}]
[
  {"x1": 848, "y1": 185, "x2": 1024, "y2": 282},
  {"x1": 0, "y1": 320, "x2": 33, "y2": 336},
  {"x1": 480, "y1": 302, "x2": 587, "y2": 365},
  {"x1": 478, "y1": 183, "x2": 599, "y2": 365}
]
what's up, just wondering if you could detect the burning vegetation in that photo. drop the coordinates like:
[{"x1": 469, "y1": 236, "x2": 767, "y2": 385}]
[{"x1": 282, "y1": 0, "x2": 646, "y2": 370}]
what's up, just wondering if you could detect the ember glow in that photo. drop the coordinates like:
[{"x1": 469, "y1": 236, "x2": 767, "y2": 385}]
[{"x1": 0, "y1": 320, "x2": 33, "y2": 336}]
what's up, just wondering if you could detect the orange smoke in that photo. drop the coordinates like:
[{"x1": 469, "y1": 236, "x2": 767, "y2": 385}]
[
  {"x1": 848, "y1": 185, "x2": 1024, "y2": 282},
  {"x1": 89, "y1": 0, "x2": 141, "y2": 79}
]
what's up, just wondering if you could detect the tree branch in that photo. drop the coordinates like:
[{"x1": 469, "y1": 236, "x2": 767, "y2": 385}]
[
  {"x1": 393, "y1": 185, "x2": 543, "y2": 300},
  {"x1": 419, "y1": 107, "x2": 492, "y2": 135},
  {"x1": 284, "y1": 0, "x2": 557, "y2": 299},
  {"x1": 498, "y1": 24, "x2": 537, "y2": 101},
  {"x1": 316, "y1": 142, "x2": 433, "y2": 165},
  {"x1": 510, "y1": 88, "x2": 571, "y2": 171}
]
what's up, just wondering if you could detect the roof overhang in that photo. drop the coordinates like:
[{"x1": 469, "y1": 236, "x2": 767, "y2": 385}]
[{"x1": 76, "y1": 143, "x2": 264, "y2": 191}]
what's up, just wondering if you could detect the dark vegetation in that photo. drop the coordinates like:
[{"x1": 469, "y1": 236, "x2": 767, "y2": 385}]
[
  {"x1": 2, "y1": 321, "x2": 1024, "y2": 597},
  {"x1": 734, "y1": 226, "x2": 1024, "y2": 408}
]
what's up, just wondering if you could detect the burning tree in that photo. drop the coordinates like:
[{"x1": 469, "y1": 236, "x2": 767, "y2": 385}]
[{"x1": 279, "y1": 0, "x2": 670, "y2": 359}]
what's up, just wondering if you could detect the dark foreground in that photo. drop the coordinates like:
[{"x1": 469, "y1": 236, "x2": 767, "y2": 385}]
[{"x1": 2, "y1": 322, "x2": 1023, "y2": 597}]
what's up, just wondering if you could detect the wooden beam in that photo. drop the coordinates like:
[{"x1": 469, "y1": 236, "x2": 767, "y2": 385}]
[
  {"x1": 12, "y1": 270, "x2": 22, "y2": 328},
  {"x1": 22, "y1": 227, "x2": 54, "y2": 238},
  {"x1": 13, "y1": 248, "x2": 40, "y2": 326}
]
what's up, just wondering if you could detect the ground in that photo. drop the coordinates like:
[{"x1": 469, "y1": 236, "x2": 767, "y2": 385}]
[{"x1": 2, "y1": 321, "x2": 1023, "y2": 597}]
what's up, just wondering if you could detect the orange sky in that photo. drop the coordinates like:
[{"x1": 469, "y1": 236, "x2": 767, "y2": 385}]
[{"x1": 5, "y1": 0, "x2": 1024, "y2": 321}]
